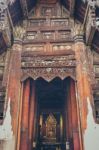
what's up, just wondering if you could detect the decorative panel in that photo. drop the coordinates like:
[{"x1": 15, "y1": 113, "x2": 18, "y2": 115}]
[
  {"x1": 21, "y1": 52, "x2": 76, "y2": 81},
  {"x1": 24, "y1": 45, "x2": 44, "y2": 52}
]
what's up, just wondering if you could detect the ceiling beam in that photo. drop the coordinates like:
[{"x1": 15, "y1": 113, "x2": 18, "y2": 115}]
[
  {"x1": 70, "y1": 0, "x2": 76, "y2": 16},
  {"x1": 20, "y1": 0, "x2": 28, "y2": 18}
]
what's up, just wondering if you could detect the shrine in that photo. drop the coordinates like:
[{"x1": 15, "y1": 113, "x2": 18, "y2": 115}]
[{"x1": 0, "y1": 0, "x2": 99, "y2": 150}]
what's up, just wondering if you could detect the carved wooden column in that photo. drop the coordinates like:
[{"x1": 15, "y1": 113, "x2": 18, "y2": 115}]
[
  {"x1": 20, "y1": 79, "x2": 30, "y2": 150},
  {"x1": 74, "y1": 26, "x2": 92, "y2": 150},
  {"x1": 28, "y1": 80, "x2": 36, "y2": 150},
  {"x1": 6, "y1": 38, "x2": 22, "y2": 150}
]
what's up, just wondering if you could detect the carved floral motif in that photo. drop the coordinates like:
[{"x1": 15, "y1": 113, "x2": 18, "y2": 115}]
[
  {"x1": 21, "y1": 55, "x2": 76, "y2": 68},
  {"x1": 21, "y1": 67, "x2": 76, "y2": 81},
  {"x1": 21, "y1": 53, "x2": 76, "y2": 81}
]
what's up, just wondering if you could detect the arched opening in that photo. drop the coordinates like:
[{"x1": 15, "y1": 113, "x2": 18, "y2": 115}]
[{"x1": 19, "y1": 77, "x2": 80, "y2": 150}]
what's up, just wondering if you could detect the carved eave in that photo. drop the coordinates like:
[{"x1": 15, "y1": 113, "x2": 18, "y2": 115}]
[
  {"x1": 21, "y1": 72, "x2": 76, "y2": 82},
  {"x1": 70, "y1": 0, "x2": 75, "y2": 16},
  {"x1": 0, "y1": 27, "x2": 11, "y2": 53},
  {"x1": 86, "y1": 26, "x2": 96, "y2": 46},
  {"x1": 83, "y1": 1, "x2": 98, "y2": 49},
  {"x1": 0, "y1": 27, "x2": 12, "y2": 54},
  {"x1": 0, "y1": 33, "x2": 7, "y2": 54},
  {"x1": 82, "y1": 0, "x2": 99, "y2": 52},
  {"x1": 20, "y1": 0, "x2": 28, "y2": 18},
  {"x1": 0, "y1": 0, "x2": 13, "y2": 53}
]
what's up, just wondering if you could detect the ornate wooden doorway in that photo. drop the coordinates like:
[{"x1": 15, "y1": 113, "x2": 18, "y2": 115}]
[
  {"x1": 19, "y1": 77, "x2": 81, "y2": 150},
  {"x1": 34, "y1": 77, "x2": 80, "y2": 150}
]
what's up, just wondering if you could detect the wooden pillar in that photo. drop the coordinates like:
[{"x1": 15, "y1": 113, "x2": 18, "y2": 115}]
[
  {"x1": 17, "y1": 83, "x2": 23, "y2": 150},
  {"x1": 70, "y1": 79, "x2": 80, "y2": 150},
  {"x1": 20, "y1": 79, "x2": 30, "y2": 150},
  {"x1": 7, "y1": 40, "x2": 22, "y2": 137},
  {"x1": 5, "y1": 39, "x2": 22, "y2": 150},
  {"x1": 28, "y1": 80, "x2": 36, "y2": 149},
  {"x1": 74, "y1": 29, "x2": 92, "y2": 150},
  {"x1": 66, "y1": 79, "x2": 72, "y2": 140},
  {"x1": 33, "y1": 91, "x2": 38, "y2": 143},
  {"x1": 64, "y1": 79, "x2": 73, "y2": 150},
  {"x1": 67, "y1": 87, "x2": 72, "y2": 140}
]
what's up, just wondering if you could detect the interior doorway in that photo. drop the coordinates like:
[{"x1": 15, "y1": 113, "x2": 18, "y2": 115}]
[
  {"x1": 34, "y1": 77, "x2": 80, "y2": 150},
  {"x1": 19, "y1": 77, "x2": 80, "y2": 150}
]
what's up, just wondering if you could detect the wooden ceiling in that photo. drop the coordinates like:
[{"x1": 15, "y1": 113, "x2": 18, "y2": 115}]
[{"x1": 8, "y1": 0, "x2": 87, "y2": 24}]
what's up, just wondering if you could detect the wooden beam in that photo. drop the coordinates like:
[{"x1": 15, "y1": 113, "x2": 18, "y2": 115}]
[{"x1": 20, "y1": 0, "x2": 28, "y2": 18}]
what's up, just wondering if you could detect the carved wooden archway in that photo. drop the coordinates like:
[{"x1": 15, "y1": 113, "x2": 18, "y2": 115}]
[{"x1": 18, "y1": 76, "x2": 81, "y2": 150}]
